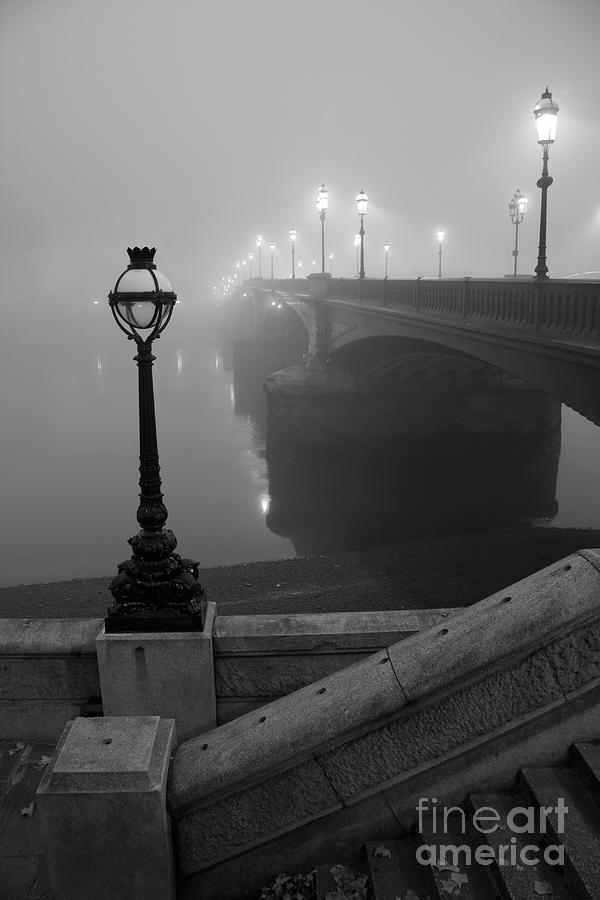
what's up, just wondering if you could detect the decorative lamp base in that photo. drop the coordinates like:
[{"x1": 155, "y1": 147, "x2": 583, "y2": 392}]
[{"x1": 105, "y1": 538, "x2": 207, "y2": 632}]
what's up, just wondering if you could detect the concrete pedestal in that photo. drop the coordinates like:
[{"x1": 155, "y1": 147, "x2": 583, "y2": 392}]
[
  {"x1": 96, "y1": 602, "x2": 216, "y2": 743},
  {"x1": 37, "y1": 716, "x2": 176, "y2": 900}
]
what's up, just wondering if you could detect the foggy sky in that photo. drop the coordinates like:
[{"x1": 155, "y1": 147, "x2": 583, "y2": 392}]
[{"x1": 1, "y1": 0, "x2": 599, "y2": 327}]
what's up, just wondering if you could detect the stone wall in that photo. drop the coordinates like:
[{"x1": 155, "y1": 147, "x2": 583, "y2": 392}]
[{"x1": 169, "y1": 550, "x2": 600, "y2": 900}]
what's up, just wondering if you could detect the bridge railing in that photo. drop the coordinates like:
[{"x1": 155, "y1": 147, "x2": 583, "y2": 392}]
[{"x1": 313, "y1": 277, "x2": 600, "y2": 341}]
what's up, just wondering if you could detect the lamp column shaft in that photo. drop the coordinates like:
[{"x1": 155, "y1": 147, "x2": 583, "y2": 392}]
[
  {"x1": 291, "y1": 243, "x2": 295, "y2": 279},
  {"x1": 359, "y1": 215, "x2": 365, "y2": 278},
  {"x1": 135, "y1": 342, "x2": 167, "y2": 531},
  {"x1": 513, "y1": 219, "x2": 520, "y2": 277},
  {"x1": 355, "y1": 246, "x2": 359, "y2": 277},
  {"x1": 385, "y1": 252, "x2": 388, "y2": 279},
  {"x1": 320, "y1": 213, "x2": 326, "y2": 274},
  {"x1": 438, "y1": 244, "x2": 442, "y2": 278},
  {"x1": 258, "y1": 247, "x2": 262, "y2": 279},
  {"x1": 535, "y1": 146, "x2": 552, "y2": 280},
  {"x1": 270, "y1": 251, "x2": 274, "y2": 281}
]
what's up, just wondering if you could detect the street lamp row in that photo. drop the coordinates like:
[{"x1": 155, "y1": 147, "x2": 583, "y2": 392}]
[{"x1": 228, "y1": 87, "x2": 558, "y2": 290}]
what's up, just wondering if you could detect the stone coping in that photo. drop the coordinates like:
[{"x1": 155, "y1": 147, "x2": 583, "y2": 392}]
[
  {"x1": 0, "y1": 618, "x2": 103, "y2": 655},
  {"x1": 169, "y1": 550, "x2": 600, "y2": 817}
]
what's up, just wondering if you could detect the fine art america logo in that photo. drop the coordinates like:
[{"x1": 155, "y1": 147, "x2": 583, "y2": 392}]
[{"x1": 415, "y1": 797, "x2": 567, "y2": 868}]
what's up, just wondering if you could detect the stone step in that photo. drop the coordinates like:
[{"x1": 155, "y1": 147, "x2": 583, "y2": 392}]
[
  {"x1": 418, "y1": 809, "x2": 500, "y2": 898},
  {"x1": 571, "y1": 742, "x2": 600, "y2": 808},
  {"x1": 520, "y1": 766, "x2": 600, "y2": 900},
  {"x1": 364, "y1": 838, "x2": 436, "y2": 900},
  {"x1": 467, "y1": 791, "x2": 574, "y2": 900}
]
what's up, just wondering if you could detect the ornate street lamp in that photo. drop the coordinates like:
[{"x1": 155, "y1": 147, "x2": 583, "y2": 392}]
[
  {"x1": 242, "y1": 259, "x2": 247, "y2": 281},
  {"x1": 248, "y1": 252, "x2": 253, "y2": 279},
  {"x1": 289, "y1": 228, "x2": 297, "y2": 279},
  {"x1": 356, "y1": 189, "x2": 368, "y2": 278},
  {"x1": 436, "y1": 231, "x2": 445, "y2": 278},
  {"x1": 354, "y1": 234, "x2": 360, "y2": 276},
  {"x1": 508, "y1": 188, "x2": 527, "y2": 276},
  {"x1": 533, "y1": 86, "x2": 559, "y2": 280},
  {"x1": 329, "y1": 251, "x2": 334, "y2": 275},
  {"x1": 269, "y1": 240, "x2": 275, "y2": 280},
  {"x1": 384, "y1": 242, "x2": 390, "y2": 279},
  {"x1": 256, "y1": 234, "x2": 262, "y2": 278},
  {"x1": 106, "y1": 247, "x2": 205, "y2": 632},
  {"x1": 235, "y1": 261, "x2": 241, "y2": 286},
  {"x1": 316, "y1": 183, "x2": 328, "y2": 274}
]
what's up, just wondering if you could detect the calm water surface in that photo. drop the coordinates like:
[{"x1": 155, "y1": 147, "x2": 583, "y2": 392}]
[{"x1": 2, "y1": 313, "x2": 600, "y2": 587}]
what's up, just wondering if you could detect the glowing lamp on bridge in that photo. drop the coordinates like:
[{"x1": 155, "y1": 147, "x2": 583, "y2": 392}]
[
  {"x1": 436, "y1": 231, "x2": 445, "y2": 278},
  {"x1": 256, "y1": 234, "x2": 263, "y2": 278},
  {"x1": 533, "y1": 87, "x2": 559, "y2": 280},
  {"x1": 356, "y1": 189, "x2": 368, "y2": 278},
  {"x1": 534, "y1": 87, "x2": 559, "y2": 145},
  {"x1": 384, "y1": 242, "x2": 390, "y2": 279},
  {"x1": 509, "y1": 189, "x2": 527, "y2": 277},
  {"x1": 316, "y1": 183, "x2": 329, "y2": 274},
  {"x1": 248, "y1": 252, "x2": 253, "y2": 279},
  {"x1": 269, "y1": 240, "x2": 275, "y2": 280},
  {"x1": 106, "y1": 247, "x2": 205, "y2": 631},
  {"x1": 289, "y1": 228, "x2": 297, "y2": 279}
]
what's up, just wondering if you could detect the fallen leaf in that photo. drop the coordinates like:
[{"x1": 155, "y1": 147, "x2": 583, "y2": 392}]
[
  {"x1": 40, "y1": 756, "x2": 53, "y2": 767},
  {"x1": 9, "y1": 741, "x2": 25, "y2": 755},
  {"x1": 21, "y1": 802, "x2": 35, "y2": 817},
  {"x1": 534, "y1": 882, "x2": 554, "y2": 896}
]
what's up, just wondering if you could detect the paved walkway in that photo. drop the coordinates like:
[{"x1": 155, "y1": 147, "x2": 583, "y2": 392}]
[{"x1": 0, "y1": 740, "x2": 54, "y2": 899}]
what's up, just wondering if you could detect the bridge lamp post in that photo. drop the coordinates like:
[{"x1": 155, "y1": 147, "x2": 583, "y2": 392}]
[
  {"x1": 312, "y1": 258, "x2": 317, "y2": 272},
  {"x1": 329, "y1": 251, "x2": 334, "y2": 275},
  {"x1": 242, "y1": 259, "x2": 247, "y2": 282},
  {"x1": 248, "y1": 252, "x2": 253, "y2": 279},
  {"x1": 356, "y1": 189, "x2": 368, "y2": 278},
  {"x1": 533, "y1": 86, "x2": 559, "y2": 281},
  {"x1": 105, "y1": 247, "x2": 205, "y2": 632},
  {"x1": 256, "y1": 234, "x2": 262, "y2": 278},
  {"x1": 289, "y1": 228, "x2": 297, "y2": 279},
  {"x1": 509, "y1": 189, "x2": 527, "y2": 277},
  {"x1": 384, "y1": 242, "x2": 390, "y2": 279},
  {"x1": 354, "y1": 234, "x2": 360, "y2": 276},
  {"x1": 269, "y1": 241, "x2": 275, "y2": 280},
  {"x1": 316, "y1": 183, "x2": 328, "y2": 274},
  {"x1": 436, "y1": 231, "x2": 445, "y2": 278}
]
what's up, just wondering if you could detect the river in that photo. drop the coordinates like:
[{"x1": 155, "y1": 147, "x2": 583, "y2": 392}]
[{"x1": 1, "y1": 308, "x2": 600, "y2": 587}]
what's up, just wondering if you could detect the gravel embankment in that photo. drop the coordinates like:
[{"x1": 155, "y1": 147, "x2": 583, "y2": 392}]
[{"x1": 0, "y1": 526, "x2": 599, "y2": 618}]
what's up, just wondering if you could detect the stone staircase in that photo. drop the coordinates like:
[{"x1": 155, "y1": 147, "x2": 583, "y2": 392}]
[{"x1": 310, "y1": 741, "x2": 600, "y2": 900}]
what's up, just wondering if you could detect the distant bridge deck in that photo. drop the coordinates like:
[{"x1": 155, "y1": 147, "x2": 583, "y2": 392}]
[{"x1": 245, "y1": 276, "x2": 600, "y2": 422}]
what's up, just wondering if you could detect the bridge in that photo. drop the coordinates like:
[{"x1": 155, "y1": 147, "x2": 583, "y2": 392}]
[{"x1": 242, "y1": 274, "x2": 600, "y2": 426}]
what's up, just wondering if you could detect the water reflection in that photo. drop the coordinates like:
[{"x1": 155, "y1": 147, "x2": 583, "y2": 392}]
[{"x1": 266, "y1": 444, "x2": 560, "y2": 556}]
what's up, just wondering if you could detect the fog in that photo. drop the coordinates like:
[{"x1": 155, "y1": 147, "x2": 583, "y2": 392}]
[{"x1": 1, "y1": 0, "x2": 599, "y2": 329}]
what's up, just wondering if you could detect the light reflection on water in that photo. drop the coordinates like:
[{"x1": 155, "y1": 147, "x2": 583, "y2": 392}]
[{"x1": 2, "y1": 323, "x2": 600, "y2": 587}]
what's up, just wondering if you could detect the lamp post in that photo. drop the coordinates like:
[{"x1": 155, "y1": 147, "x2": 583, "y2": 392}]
[
  {"x1": 508, "y1": 188, "x2": 527, "y2": 277},
  {"x1": 316, "y1": 183, "x2": 328, "y2": 274},
  {"x1": 329, "y1": 251, "x2": 334, "y2": 275},
  {"x1": 533, "y1": 86, "x2": 559, "y2": 280},
  {"x1": 384, "y1": 242, "x2": 390, "y2": 279},
  {"x1": 242, "y1": 259, "x2": 247, "y2": 282},
  {"x1": 354, "y1": 234, "x2": 360, "y2": 276},
  {"x1": 105, "y1": 247, "x2": 205, "y2": 631},
  {"x1": 436, "y1": 231, "x2": 445, "y2": 278},
  {"x1": 356, "y1": 189, "x2": 368, "y2": 278},
  {"x1": 256, "y1": 234, "x2": 262, "y2": 278},
  {"x1": 269, "y1": 241, "x2": 275, "y2": 280},
  {"x1": 235, "y1": 261, "x2": 241, "y2": 286},
  {"x1": 248, "y1": 252, "x2": 253, "y2": 279},
  {"x1": 289, "y1": 228, "x2": 296, "y2": 279}
]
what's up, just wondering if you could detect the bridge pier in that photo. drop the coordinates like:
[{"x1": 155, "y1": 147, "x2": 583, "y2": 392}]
[{"x1": 264, "y1": 357, "x2": 561, "y2": 462}]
